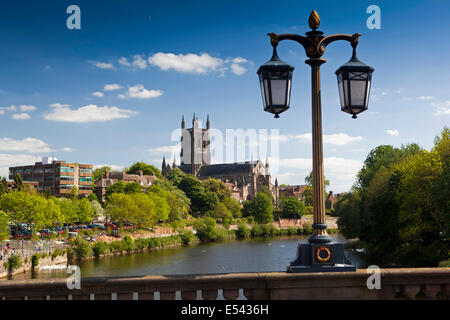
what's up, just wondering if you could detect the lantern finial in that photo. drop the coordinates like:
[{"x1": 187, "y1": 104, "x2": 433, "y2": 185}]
[{"x1": 308, "y1": 10, "x2": 320, "y2": 30}]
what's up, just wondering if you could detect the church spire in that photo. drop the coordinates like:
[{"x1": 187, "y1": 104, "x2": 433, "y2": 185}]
[
  {"x1": 162, "y1": 156, "x2": 167, "y2": 176},
  {"x1": 173, "y1": 156, "x2": 177, "y2": 168},
  {"x1": 206, "y1": 114, "x2": 210, "y2": 129},
  {"x1": 265, "y1": 155, "x2": 269, "y2": 167},
  {"x1": 181, "y1": 115, "x2": 185, "y2": 129}
]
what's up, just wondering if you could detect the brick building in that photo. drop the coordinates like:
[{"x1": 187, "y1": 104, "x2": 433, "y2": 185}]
[
  {"x1": 94, "y1": 171, "x2": 158, "y2": 201},
  {"x1": 8, "y1": 158, "x2": 93, "y2": 197}
]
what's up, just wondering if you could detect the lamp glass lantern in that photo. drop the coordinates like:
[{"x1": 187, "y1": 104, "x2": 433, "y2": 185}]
[
  {"x1": 335, "y1": 50, "x2": 374, "y2": 118},
  {"x1": 257, "y1": 49, "x2": 295, "y2": 118}
]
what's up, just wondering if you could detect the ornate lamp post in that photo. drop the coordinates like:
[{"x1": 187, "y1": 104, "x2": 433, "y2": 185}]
[{"x1": 258, "y1": 10, "x2": 374, "y2": 272}]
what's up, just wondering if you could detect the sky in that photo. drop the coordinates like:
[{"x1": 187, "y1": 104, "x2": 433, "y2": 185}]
[{"x1": 0, "y1": 0, "x2": 449, "y2": 193}]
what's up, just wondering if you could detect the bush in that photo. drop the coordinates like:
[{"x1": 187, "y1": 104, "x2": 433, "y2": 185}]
[
  {"x1": 121, "y1": 235, "x2": 135, "y2": 252},
  {"x1": 236, "y1": 223, "x2": 251, "y2": 239},
  {"x1": 213, "y1": 227, "x2": 231, "y2": 241},
  {"x1": 181, "y1": 230, "x2": 196, "y2": 245},
  {"x1": 438, "y1": 259, "x2": 450, "y2": 267},
  {"x1": 287, "y1": 228, "x2": 297, "y2": 236},
  {"x1": 194, "y1": 217, "x2": 217, "y2": 242},
  {"x1": 251, "y1": 224, "x2": 263, "y2": 237},
  {"x1": 302, "y1": 223, "x2": 313, "y2": 234},
  {"x1": 51, "y1": 249, "x2": 64, "y2": 259},
  {"x1": 148, "y1": 237, "x2": 161, "y2": 249},
  {"x1": 7, "y1": 254, "x2": 22, "y2": 271},
  {"x1": 72, "y1": 237, "x2": 92, "y2": 259},
  {"x1": 109, "y1": 240, "x2": 125, "y2": 253},
  {"x1": 31, "y1": 253, "x2": 40, "y2": 268},
  {"x1": 92, "y1": 241, "x2": 109, "y2": 257}
]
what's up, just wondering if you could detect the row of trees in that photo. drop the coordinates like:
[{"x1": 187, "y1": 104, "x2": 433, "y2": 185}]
[
  {"x1": 0, "y1": 189, "x2": 101, "y2": 240},
  {"x1": 336, "y1": 127, "x2": 449, "y2": 267}
]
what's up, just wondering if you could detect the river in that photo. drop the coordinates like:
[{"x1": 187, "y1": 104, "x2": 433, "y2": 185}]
[{"x1": 8, "y1": 235, "x2": 363, "y2": 280}]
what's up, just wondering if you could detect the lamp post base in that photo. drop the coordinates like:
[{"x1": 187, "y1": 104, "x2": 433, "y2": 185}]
[{"x1": 287, "y1": 242, "x2": 356, "y2": 273}]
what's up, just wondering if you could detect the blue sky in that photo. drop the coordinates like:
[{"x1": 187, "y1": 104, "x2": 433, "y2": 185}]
[{"x1": 0, "y1": 0, "x2": 449, "y2": 192}]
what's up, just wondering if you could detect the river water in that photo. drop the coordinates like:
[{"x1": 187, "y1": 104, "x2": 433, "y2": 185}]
[{"x1": 8, "y1": 235, "x2": 363, "y2": 280}]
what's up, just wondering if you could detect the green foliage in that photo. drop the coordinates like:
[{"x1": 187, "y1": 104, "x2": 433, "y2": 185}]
[
  {"x1": 121, "y1": 235, "x2": 135, "y2": 252},
  {"x1": 281, "y1": 196, "x2": 305, "y2": 219},
  {"x1": 252, "y1": 192, "x2": 273, "y2": 223},
  {"x1": 236, "y1": 223, "x2": 251, "y2": 239},
  {"x1": 72, "y1": 237, "x2": 92, "y2": 260},
  {"x1": 7, "y1": 254, "x2": 22, "y2": 271},
  {"x1": 223, "y1": 197, "x2": 242, "y2": 218},
  {"x1": 166, "y1": 167, "x2": 184, "y2": 186},
  {"x1": 92, "y1": 241, "x2": 110, "y2": 257},
  {"x1": 105, "y1": 181, "x2": 142, "y2": 200},
  {"x1": 13, "y1": 173, "x2": 24, "y2": 191},
  {"x1": 93, "y1": 166, "x2": 111, "y2": 181},
  {"x1": 51, "y1": 249, "x2": 64, "y2": 259},
  {"x1": 335, "y1": 191, "x2": 362, "y2": 239},
  {"x1": 178, "y1": 175, "x2": 218, "y2": 215},
  {"x1": 438, "y1": 259, "x2": 450, "y2": 267},
  {"x1": 302, "y1": 223, "x2": 313, "y2": 234},
  {"x1": 0, "y1": 210, "x2": 9, "y2": 240},
  {"x1": 203, "y1": 178, "x2": 231, "y2": 202},
  {"x1": 193, "y1": 217, "x2": 217, "y2": 242},
  {"x1": 337, "y1": 128, "x2": 450, "y2": 267},
  {"x1": 31, "y1": 253, "x2": 40, "y2": 268},
  {"x1": 180, "y1": 230, "x2": 196, "y2": 244},
  {"x1": 126, "y1": 162, "x2": 162, "y2": 179}
]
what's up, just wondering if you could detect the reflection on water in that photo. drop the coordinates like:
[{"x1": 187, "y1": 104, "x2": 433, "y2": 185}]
[{"x1": 8, "y1": 235, "x2": 363, "y2": 280}]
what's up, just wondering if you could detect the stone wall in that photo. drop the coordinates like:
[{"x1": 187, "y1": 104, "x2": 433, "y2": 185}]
[{"x1": 0, "y1": 254, "x2": 67, "y2": 279}]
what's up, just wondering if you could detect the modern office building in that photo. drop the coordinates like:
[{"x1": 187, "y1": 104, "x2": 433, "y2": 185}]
[{"x1": 8, "y1": 157, "x2": 93, "y2": 197}]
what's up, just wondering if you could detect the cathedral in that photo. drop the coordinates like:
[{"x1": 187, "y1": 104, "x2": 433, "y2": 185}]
[{"x1": 162, "y1": 115, "x2": 278, "y2": 202}]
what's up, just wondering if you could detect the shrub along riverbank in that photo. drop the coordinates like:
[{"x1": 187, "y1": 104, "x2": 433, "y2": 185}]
[{"x1": 68, "y1": 222, "x2": 339, "y2": 262}]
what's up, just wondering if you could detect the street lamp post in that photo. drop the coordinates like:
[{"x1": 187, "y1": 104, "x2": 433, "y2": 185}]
[{"x1": 258, "y1": 10, "x2": 374, "y2": 272}]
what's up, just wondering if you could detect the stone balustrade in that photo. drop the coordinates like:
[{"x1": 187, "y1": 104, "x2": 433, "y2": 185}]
[{"x1": 0, "y1": 268, "x2": 449, "y2": 300}]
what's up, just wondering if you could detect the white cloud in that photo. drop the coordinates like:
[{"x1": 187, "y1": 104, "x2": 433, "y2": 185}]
[
  {"x1": 92, "y1": 61, "x2": 116, "y2": 70},
  {"x1": 50, "y1": 102, "x2": 71, "y2": 108},
  {"x1": 62, "y1": 147, "x2": 74, "y2": 152},
  {"x1": 272, "y1": 156, "x2": 364, "y2": 192},
  {"x1": 230, "y1": 63, "x2": 247, "y2": 75},
  {"x1": 103, "y1": 84, "x2": 123, "y2": 91},
  {"x1": 12, "y1": 113, "x2": 30, "y2": 120},
  {"x1": 43, "y1": 104, "x2": 137, "y2": 123},
  {"x1": 290, "y1": 133, "x2": 363, "y2": 145},
  {"x1": 148, "y1": 145, "x2": 179, "y2": 154},
  {"x1": 1, "y1": 105, "x2": 17, "y2": 112},
  {"x1": 0, "y1": 137, "x2": 52, "y2": 153},
  {"x1": 132, "y1": 55, "x2": 147, "y2": 69},
  {"x1": 94, "y1": 164, "x2": 124, "y2": 171},
  {"x1": 0, "y1": 110, "x2": 4, "y2": 115},
  {"x1": 148, "y1": 52, "x2": 224, "y2": 74},
  {"x1": 386, "y1": 129, "x2": 399, "y2": 136},
  {"x1": 0, "y1": 154, "x2": 43, "y2": 178},
  {"x1": 118, "y1": 57, "x2": 131, "y2": 67},
  {"x1": 418, "y1": 96, "x2": 435, "y2": 100},
  {"x1": 19, "y1": 105, "x2": 36, "y2": 112},
  {"x1": 231, "y1": 57, "x2": 248, "y2": 64},
  {"x1": 118, "y1": 85, "x2": 163, "y2": 99},
  {"x1": 92, "y1": 91, "x2": 104, "y2": 97},
  {"x1": 432, "y1": 101, "x2": 450, "y2": 116}
]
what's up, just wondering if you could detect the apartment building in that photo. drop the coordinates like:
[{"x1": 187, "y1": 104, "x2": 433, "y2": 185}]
[{"x1": 8, "y1": 157, "x2": 93, "y2": 197}]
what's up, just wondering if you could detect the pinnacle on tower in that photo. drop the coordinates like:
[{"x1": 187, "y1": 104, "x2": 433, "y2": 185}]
[
  {"x1": 181, "y1": 115, "x2": 185, "y2": 129},
  {"x1": 206, "y1": 114, "x2": 210, "y2": 129}
]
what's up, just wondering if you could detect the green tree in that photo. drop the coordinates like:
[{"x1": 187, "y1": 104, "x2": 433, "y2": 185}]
[
  {"x1": 106, "y1": 193, "x2": 135, "y2": 226},
  {"x1": 178, "y1": 175, "x2": 217, "y2": 215},
  {"x1": 203, "y1": 178, "x2": 231, "y2": 202},
  {"x1": 166, "y1": 167, "x2": 184, "y2": 186},
  {"x1": 335, "y1": 191, "x2": 361, "y2": 239},
  {"x1": 90, "y1": 200, "x2": 105, "y2": 220},
  {"x1": 130, "y1": 193, "x2": 156, "y2": 228},
  {"x1": 253, "y1": 192, "x2": 273, "y2": 224},
  {"x1": 193, "y1": 217, "x2": 217, "y2": 242},
  {"x1": 58, "y1": 198, "x2": 77, "y2": 225},
  {"x1": 126, "y1": 162, "x2": 162, "y2": 179},
  {"x1": 104, "y1": 181, "x2": 142, "y2": 200},
  {"x1": 13, "y1": 173, "x2": 24, "y2": 191},
  {"x1": 92, "y1": 166, "x2": 111, "y2": 181},
  {"x1": 281, "y1": 196, "x2": 305, "y2": 219},
  {"x1": 224, "y1": 197, "x2": 241, "y2": 218},
  {"x1": 45, "y1": 197, "x2": 65, "y2": 228},
  {"x1": 76, "y1": 198, "x2": 95, "y2": 224},
  {"x1": 0, "y1": 210, "x2": 9, "y2": 241},
  {"x1": 0, "y1": 177, "x2": 7, "y2": 195}
]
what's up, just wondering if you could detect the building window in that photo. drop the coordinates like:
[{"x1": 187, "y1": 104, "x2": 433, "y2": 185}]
[
  {"x1": 79, "y1": 177, "x2": 92, "y2": 182},
  {"x1": 60, "y1": 176, "x2": 74, "y2": 181},
  {"x1": 60, "y1": 167, "x2": 74, "y2": 173},
  {"x1": 79, "y1": 168, "x2": 92, "y2": 174}
]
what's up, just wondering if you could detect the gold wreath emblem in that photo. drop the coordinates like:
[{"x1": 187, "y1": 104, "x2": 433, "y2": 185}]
[{"x1": 316, "y1": 246, "x2": 331, "y2": 263}]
